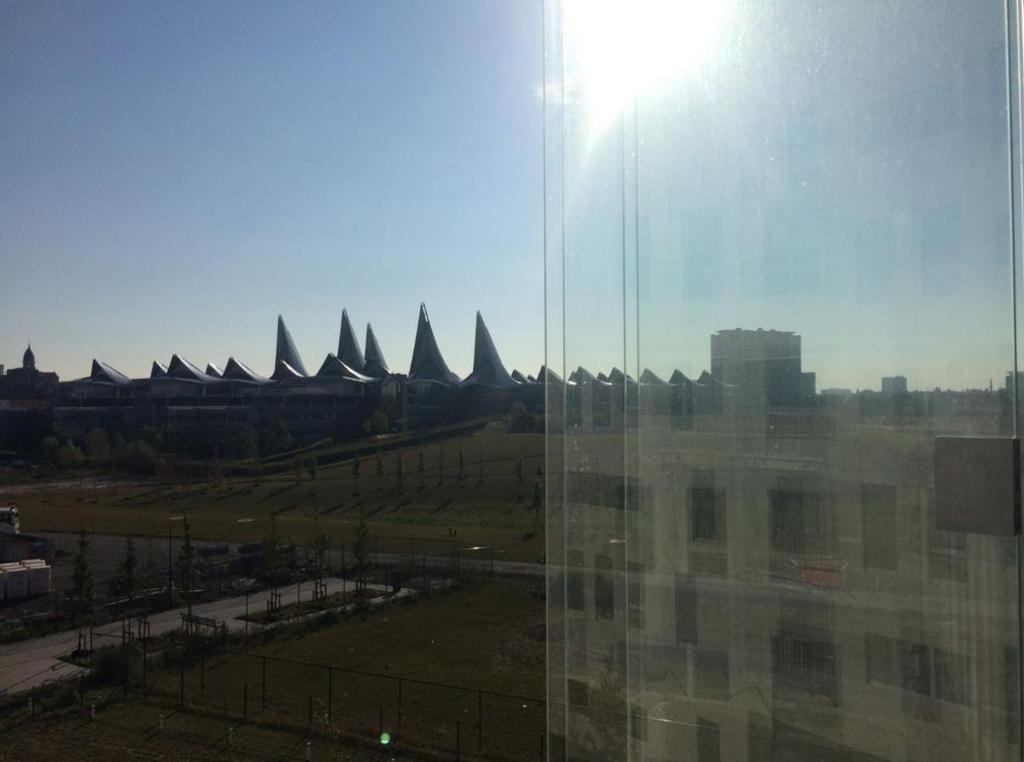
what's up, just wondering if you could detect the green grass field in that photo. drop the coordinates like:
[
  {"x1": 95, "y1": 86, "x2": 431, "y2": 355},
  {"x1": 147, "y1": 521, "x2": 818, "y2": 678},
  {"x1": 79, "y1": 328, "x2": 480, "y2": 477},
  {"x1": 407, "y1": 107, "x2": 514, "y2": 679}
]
[
  {"x1": 161, "y1": 580, "x2": 545, "y2": 759},
  {"x1": 35, "y1": 580, "x2": 547, "y2": 761},
  {"x1": 12, "y1": 428, "x2": 546, "y2": 562}
]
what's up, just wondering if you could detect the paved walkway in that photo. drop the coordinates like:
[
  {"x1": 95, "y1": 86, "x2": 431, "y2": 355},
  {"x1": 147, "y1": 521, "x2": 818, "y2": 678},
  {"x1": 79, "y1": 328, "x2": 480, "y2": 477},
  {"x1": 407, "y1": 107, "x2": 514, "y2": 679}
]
[{"x1": 0, "y1": 577, "x2": 391, "y2": 698}]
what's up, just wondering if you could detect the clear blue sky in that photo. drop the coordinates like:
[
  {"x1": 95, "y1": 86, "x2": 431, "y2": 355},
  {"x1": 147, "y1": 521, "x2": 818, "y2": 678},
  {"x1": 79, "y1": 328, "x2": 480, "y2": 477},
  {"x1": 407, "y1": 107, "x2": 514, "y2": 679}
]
[{"x1": 0, "y1": 0, "x2": 544, "y2": 380}]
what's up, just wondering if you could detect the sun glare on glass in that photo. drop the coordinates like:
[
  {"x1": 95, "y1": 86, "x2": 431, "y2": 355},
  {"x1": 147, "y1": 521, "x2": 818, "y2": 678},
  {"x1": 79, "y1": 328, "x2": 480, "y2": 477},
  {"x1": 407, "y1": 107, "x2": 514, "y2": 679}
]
[{"x1": 563, "y1": 0, "x2": 734, "y2": 143}]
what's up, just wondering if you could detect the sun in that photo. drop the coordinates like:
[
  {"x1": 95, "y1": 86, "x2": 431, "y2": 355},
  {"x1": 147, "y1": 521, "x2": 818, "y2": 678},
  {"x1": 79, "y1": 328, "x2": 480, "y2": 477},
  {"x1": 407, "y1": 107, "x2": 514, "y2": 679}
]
[{"x1": 562, "y1": 0, "x2": 734, "y2": 145}]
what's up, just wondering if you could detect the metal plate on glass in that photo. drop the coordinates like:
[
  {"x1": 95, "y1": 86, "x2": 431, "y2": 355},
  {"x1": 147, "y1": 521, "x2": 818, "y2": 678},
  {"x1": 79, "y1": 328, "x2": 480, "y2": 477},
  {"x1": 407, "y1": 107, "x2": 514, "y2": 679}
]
[{"x1": 935, "y1": 436, "x2": 1020, "y2": 536}]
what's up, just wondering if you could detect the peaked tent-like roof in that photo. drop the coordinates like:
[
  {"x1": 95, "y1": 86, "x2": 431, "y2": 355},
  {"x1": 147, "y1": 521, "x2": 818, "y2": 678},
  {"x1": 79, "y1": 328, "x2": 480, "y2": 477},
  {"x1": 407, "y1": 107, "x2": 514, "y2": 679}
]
[
  {"x1": 408, "y1": 303, "x2": 460, "y2": 385},
  {"x1": 669, "y1": 370, "x2": 693, "y2": 385},
  {"x1": 316, "y1": 353, "x2": 374, "y2": 382},
  {"x1": 90, "y1": 360, "x2": 131, "y2": 385},
  {"x1": 538, "y1": 366, "x2": 563, "y2": 384},
  {"x1": 462, "y1": 312, "x2": 516, "y2": 389},
  {"x1": 640, "y1": 369, "x2": 669, "y2": 385},
  {"x1": 363, "y1": 323, "x2": 390, "y2": 377},
  {"x1": 511, "y1": 369, "x2": 529, "y2": 384},
  {"x1": 271, "y1": 359, "x2": 305, "y2": 381},
  {"x1": 167, "y1": 355, "x2": 220, "y2": 383},
  {"x1": 574, "y1": 367, "x2": 610, "y2": 385},
  {"x1": 608, "y1": 368, "x2": 637, "y2": 386},
  {"x1": 337, "y1": 310, "x2": 365, "y2": 372},
  {"x1": 206, "y1": 363, "x2": 223, "y2": 379},
  {"x1": 276, "y1": 315, "x2": 308, "y2": 377},
  {"x1": 697, "y1": 370, "x2": 733, "y2": 388},
  {"x1": 223, "y1": 357, "x2": 267, "y2": 383},
  {"x1": 150, "y1": 362, "x2": 168, "y2": 379}
]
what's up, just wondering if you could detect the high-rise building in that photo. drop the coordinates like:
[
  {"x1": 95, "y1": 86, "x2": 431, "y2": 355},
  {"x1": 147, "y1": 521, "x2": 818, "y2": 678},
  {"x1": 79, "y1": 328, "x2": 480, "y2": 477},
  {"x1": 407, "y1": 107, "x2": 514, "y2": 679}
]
[
  {"x1": 710, "y1": 329, "x2": 814, "y2": 418},
  {"x1": 881, "y1": 376, "x2": 908, "y2": 394}
]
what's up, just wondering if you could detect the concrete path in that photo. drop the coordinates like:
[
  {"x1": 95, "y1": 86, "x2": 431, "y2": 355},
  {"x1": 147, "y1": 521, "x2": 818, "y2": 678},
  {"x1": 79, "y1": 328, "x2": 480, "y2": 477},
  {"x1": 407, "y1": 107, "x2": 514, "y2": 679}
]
[{"x1": 0, "y1": 577, "x2": 390, "y2": 698}]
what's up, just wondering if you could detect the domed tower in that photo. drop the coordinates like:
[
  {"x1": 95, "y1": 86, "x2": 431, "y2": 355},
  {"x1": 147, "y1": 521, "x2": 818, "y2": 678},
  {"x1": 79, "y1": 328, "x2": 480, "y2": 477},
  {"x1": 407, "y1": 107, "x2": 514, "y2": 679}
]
[{"x1": 22, "y1": 344, "x2": 35, "y2": 370}]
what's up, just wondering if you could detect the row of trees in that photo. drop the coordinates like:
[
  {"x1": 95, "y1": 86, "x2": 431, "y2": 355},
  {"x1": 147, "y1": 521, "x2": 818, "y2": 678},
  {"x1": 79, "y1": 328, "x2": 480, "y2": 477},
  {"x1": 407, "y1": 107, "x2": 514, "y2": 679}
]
[
  {"x1": 32, "y1": 416, "x2": 299, "y2": 474},
  {"x1": 39, "y1": 431, "x2": 168, "y2": 476},
  {"x1": 346, "y1": 447, "x2": 541, "y2": 486}
]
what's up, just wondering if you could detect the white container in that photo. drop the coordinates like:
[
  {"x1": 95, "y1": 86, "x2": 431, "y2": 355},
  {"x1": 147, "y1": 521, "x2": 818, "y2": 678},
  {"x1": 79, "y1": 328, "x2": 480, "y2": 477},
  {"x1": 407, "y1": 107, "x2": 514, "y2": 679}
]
[
  {"x1": 20, "y1": 560, "x2": 50, "y2": 595},
  {"x1": 1, "y1": 564, "x2": 28, "y2": 598},
  {"x1": 29, "y1": 568, "x2": 50, "y2": 595}
]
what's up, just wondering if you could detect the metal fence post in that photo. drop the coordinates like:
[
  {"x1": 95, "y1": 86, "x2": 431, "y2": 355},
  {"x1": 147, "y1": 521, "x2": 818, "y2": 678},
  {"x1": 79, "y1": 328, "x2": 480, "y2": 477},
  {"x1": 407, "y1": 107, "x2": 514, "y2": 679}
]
[
  {"x1": 243, "y1": 683, "x2": 248, "y2": 719},
  {"x1": 261, "y1": 656, "x2": 267, "y2": 711},
  {"x1": 308, "y1": 694, "x2": 313, "y2": 727},
  {"x1": 327, "y1": 667, "x2": 333, "y2": 723},
  {"x1": 201, "y1": 649, "x2": 206, "y2": 696},
  {"x1": 456, "y1": 719, "x2": 461, "y2": 761},
  {"x1": 179, "y1": 663, "x2": 184, "y2": 707},
  {"x1": 378, "y1": 706, "x2": 383, "y2": 739},
  {"x1": 397, "y1": 677, "x2": 402, "y2": 728},
  {"x1": 478, "y1": 691, "x2": 483, "y2": 749}
]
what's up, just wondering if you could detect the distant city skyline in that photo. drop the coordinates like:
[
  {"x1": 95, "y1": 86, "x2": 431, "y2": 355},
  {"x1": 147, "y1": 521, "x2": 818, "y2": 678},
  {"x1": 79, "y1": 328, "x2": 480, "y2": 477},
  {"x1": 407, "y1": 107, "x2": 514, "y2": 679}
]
[
  {"x1": 4, "y1": 313, "x2": 1008, "y2": 395},
  {"x1": 0, "y1": 1, "x2": 544, "y2": 381}
]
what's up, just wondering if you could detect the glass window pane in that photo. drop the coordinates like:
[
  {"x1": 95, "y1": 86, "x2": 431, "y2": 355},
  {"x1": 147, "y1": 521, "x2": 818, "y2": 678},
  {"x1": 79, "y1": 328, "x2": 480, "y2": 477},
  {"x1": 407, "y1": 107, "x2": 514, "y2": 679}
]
[{"x1": 546, "y1": 1, "x2": 1024, "y2": 759}]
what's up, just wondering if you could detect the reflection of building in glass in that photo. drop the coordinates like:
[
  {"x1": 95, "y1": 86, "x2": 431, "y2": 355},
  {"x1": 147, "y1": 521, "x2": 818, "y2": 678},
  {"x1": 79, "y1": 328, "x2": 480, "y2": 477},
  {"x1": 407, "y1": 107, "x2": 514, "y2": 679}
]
[
  {"x1": 545, "y1": 0, "x2": 1021, "y2": 757},
  {"x1": 562, "y1": 329, "x2": 818, "y2": 437},
  {"x1": 548, "y1": 365, "x2": 1017, "y2": 760}
]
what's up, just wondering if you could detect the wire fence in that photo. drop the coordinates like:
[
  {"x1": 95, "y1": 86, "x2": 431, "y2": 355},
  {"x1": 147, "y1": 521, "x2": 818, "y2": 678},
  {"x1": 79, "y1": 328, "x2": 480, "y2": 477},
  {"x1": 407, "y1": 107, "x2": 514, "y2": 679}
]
[
  {"x1": 0, "y1": 528, "x2": 532, "y2": 647},
  {"x1": 1, "y1": 529, "x2": 543, "y2": 759},
  {"x1": 5, "y1": 633, "x2": 545, "y2": 760},
  {"x1": 4, "y1": 569, "x2": 545, "y2": 761},
  {"x1": 138, "y1": 647, "x2": 546, "y2": 760}
]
